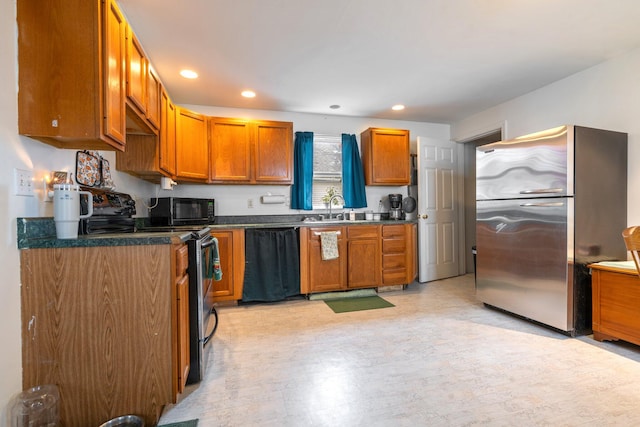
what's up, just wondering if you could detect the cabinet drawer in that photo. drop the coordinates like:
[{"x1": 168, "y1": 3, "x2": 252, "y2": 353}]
[
  {"x1": 383, "y1": 253, "x2": 406, "y2": 269},
  {"x1": 383, "y1": 269, "x2": 407, "y2": 285},
  {"x1": 308, "y1": 227, "x2": 345, "y2": 242},
  {"x1": 175, "y1": 244, "x2": 188, "y2": 278},
  {"x1": 348, "y1": 225, "x2": 379, "y2": 239},
  {"x1": 383, "y1": 238, "x2": 406, "y2": 253},
  {"x1": 382, "y1": 224, "x2": 405, "y2": 237}
]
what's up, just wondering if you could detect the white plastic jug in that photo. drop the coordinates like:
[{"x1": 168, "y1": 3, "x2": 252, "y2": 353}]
[{"x1": 53, "y1": 184, "x2": 93, "y2": 239}]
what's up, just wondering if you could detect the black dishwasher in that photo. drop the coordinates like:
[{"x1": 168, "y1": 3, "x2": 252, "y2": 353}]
[{"x1": 242, "y1": 228, "x2": 300, "y2": 302}]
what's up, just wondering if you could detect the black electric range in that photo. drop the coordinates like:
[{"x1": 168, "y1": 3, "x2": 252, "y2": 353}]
[{"x1": 79, "y1": 187, "x2": 136, "y2": 235}]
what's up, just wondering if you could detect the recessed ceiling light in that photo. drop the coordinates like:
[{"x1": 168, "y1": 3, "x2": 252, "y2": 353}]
[
  {"x1": 329, "y1": 105, "x2": 341, "y2": 109},
  {"x1": 179, "y1": 69, "x2": 198, "y2": 79},
  {"x1": 392, "y1": 104, "x2": 405, "y2": 111},
  {"x1": 241, "y1": 90, "x2": 256, "y2": 98}
]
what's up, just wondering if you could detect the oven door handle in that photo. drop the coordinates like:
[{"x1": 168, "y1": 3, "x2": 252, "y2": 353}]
[
  {"x1": 202, "y1": 306, "x2": 218, "y2": 346},
  {"x1": 200, "y1": 236, "x2": 215, "y2": 249}
]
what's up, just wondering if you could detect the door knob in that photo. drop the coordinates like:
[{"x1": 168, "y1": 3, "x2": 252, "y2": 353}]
[{"x1": 421, "y1": 214, "x2": 429, "y2": 219}]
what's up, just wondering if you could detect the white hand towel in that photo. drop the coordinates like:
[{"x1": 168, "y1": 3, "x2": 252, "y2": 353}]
[{"x1": 320, "y1": 231, "x2": 339, "y2": 260}]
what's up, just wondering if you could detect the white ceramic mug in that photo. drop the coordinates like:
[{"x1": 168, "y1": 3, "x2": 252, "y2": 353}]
[{"x1": 53, "y1": 184, "x2": 93, "y2": 239}]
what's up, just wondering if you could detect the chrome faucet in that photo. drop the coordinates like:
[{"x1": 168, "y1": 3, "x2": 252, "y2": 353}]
[{"x1": 328, "y1": 194, "x2": 345, "y2": 220}]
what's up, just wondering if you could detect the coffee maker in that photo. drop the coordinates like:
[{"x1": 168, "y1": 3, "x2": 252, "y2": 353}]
[{"x1": 388, "y1": 194, "x2": 403, "y2": 220}]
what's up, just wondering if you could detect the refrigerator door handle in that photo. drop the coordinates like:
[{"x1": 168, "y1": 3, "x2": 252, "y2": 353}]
[
  {"x1": 519, "y1": 188, "x2": 565, "y2": 194},
  {"x1": 519, "y1": 202, "x2": 565, "y2": 207}
]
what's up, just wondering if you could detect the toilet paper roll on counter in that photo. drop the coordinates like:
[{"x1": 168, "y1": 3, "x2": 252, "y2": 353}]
[{"x1": 260, "y1": 194, "x2": 286, "y2": 204}]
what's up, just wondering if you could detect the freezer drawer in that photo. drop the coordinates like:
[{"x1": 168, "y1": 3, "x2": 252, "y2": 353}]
[{"x1": 476, "y1": 198, "x2": 573, "y2": 331}]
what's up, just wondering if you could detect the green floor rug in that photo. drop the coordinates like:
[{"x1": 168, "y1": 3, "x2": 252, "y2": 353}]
[
  {"x1": 159, "y1": 420, "x2": 198, "y2": 427},
  {"x1": 324, "y1": 295, "x2": 395, "y2": 313}
]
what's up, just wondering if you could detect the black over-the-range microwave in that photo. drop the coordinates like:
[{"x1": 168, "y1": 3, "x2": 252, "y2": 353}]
[{"x1": 149, "y1": 197, "x2": 215, "y2": 226}]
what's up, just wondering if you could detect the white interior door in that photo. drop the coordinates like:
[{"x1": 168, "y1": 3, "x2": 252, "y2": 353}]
[{"x1": 417, "y1": 136, "x2": 459, "y2": 282}]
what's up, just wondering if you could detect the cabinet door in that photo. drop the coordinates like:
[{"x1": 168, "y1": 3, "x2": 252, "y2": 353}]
[
  {"x1": 103, "y1": 0, "x2": 127, "y2": 147},
  {"x1": 176, "y1": 273, "x2": 190, "y2": 393},
  {"x1": 208, "y1": 229, "x2": 245, "y2": 302},
  {"x1": 176, "y1": 108, "x2": 208, "y2": 181},
  {"x1": 347, "y1": 226, "x2": 381, "y2": 288},
  {"x1": 361, "y1": 128, "x2": 410, "y2": 185},
  {"x1": 348, "y1": 239, "x2": 381, "y2": 288},
  {"x1": 307, "y1": 227, "x2": 347, "y2": 292},
  {"x1": 253, "y1": 120, "x2": 293, "y2": 183},
  {"x1": 146, "y1": 65, "x2": 161, "y2": 129},
  {"x1": 173, "y1": 243, "x2": 190, "y2": 395},
  {"x1": 126, "y1": 28, "x2": 146, "y2": 114},
  {"x1": 209, "y1": 118, "x2": 252, "y2": 182},
  {"x1": 159, "y1": 87, "x2": 176, "y2": 175}
]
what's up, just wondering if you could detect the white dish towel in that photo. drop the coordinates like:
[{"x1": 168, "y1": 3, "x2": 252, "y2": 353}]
[{"x1": 320, "y1": 231, "x2": 339, "y2": 260}]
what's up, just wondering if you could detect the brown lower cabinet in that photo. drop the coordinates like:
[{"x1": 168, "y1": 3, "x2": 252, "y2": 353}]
[
  {"x1": 382, "y1": 223, "x2": 418, "y2": 285},
  {"x1": 300, "y1": 224, "x2": 415, "y2": 294},
  {"x1": 20, "y1": 243, "x2": 189, "y2": 427},
  {"x1": 301, "y1": 226, "x2": 348, "y2": 293},
  {"x1": 208, "y1": 229, "x2": 246, "y2": 303}
]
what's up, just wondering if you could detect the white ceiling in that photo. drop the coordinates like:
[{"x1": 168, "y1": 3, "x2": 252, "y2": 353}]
[{"x1": 117, "y1": 0, "x2": 640, "y2": 124}]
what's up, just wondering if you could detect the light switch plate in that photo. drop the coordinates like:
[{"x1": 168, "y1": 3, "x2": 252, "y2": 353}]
[{"x1": 14, "y1": 168, "x2": 35, "y2": 197}]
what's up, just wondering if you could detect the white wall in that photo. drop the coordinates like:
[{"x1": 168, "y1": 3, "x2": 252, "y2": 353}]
[{"x1": 452, "y1": 47, "x2": 640, "y2": 225}]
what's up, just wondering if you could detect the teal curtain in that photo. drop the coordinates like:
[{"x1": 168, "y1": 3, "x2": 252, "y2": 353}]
[
  {"x1": 290, "y1": 131, "x2": 314, "y2": 210},
  {"x1": 341, "y1": 133, "x2": 367, "y2": 208}
]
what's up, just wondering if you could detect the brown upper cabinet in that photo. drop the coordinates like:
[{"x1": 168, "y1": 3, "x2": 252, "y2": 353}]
[
  {"x1": 125, "y1": 27, "x2": 160, "y2": 133},
  {"x1": 176, "y1": 108, "x2": 209, "y2": 182},
  {"x1": 209, "y1": 118, "x2": 252, "y2": 182},
  {"x1": 146, "y1": 66, "x2": 161, "y2": 130},
  {"x1": 126, "y1": 29, "x2": 147, "y2": 117},
  {"x1": 209, "y1": 118, "x2": 293, "y2": 184},
  {"x1": 17, "y1": 0, "x2": 128, "y2": 151},
  {"x1": 159, "y1": 87, "x2": 177, "y2": 176},
  {"x1": 115, "y1": 84, "x2": 174, "y2": 181},
  {"x1": 361, "y1": 128, "x2": 411, "y2": 185}
]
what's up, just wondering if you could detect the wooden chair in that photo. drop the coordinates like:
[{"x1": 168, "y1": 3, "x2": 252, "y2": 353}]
[{"x1": 622, "y1": 226, "x2": 640, "y2": 276}]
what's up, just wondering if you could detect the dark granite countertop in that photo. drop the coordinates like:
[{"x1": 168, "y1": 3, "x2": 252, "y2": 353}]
[
  {"x1": 18, "y1": 215, "x2": 417, "y2": 249},
  {"x1": 17, "y1": 217, "x2": 191, "y2": 249}
]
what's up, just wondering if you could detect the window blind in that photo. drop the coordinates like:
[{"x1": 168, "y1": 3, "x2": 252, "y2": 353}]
[{"x1": 312, "y1": 134, "x2": 342, "y2": 208}]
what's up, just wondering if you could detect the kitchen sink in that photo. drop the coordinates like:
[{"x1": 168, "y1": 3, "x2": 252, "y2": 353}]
[
  {"x1": 301, "y1": 217, "x2": 371, "y2": 225},
  {"x1": 302, "y1": 216, "x2": 343, "y2": 223}
]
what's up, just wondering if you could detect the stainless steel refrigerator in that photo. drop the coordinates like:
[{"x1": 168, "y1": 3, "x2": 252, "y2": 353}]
[{"x1": 475, "y1": 125, "x2": 627, "y2": 335}]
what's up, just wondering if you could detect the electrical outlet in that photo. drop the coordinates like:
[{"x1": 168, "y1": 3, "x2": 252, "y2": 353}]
[
  {"x1": 14, "y1": 168, "x2": 35, "y2": 197},
  {"x1": 247, "y1": 198, "x2": 254, "y2": 208}
]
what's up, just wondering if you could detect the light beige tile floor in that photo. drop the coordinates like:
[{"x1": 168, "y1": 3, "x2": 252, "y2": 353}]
[{"x1": 158, "y1": 274, "x2": 640, "y2": 426}]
